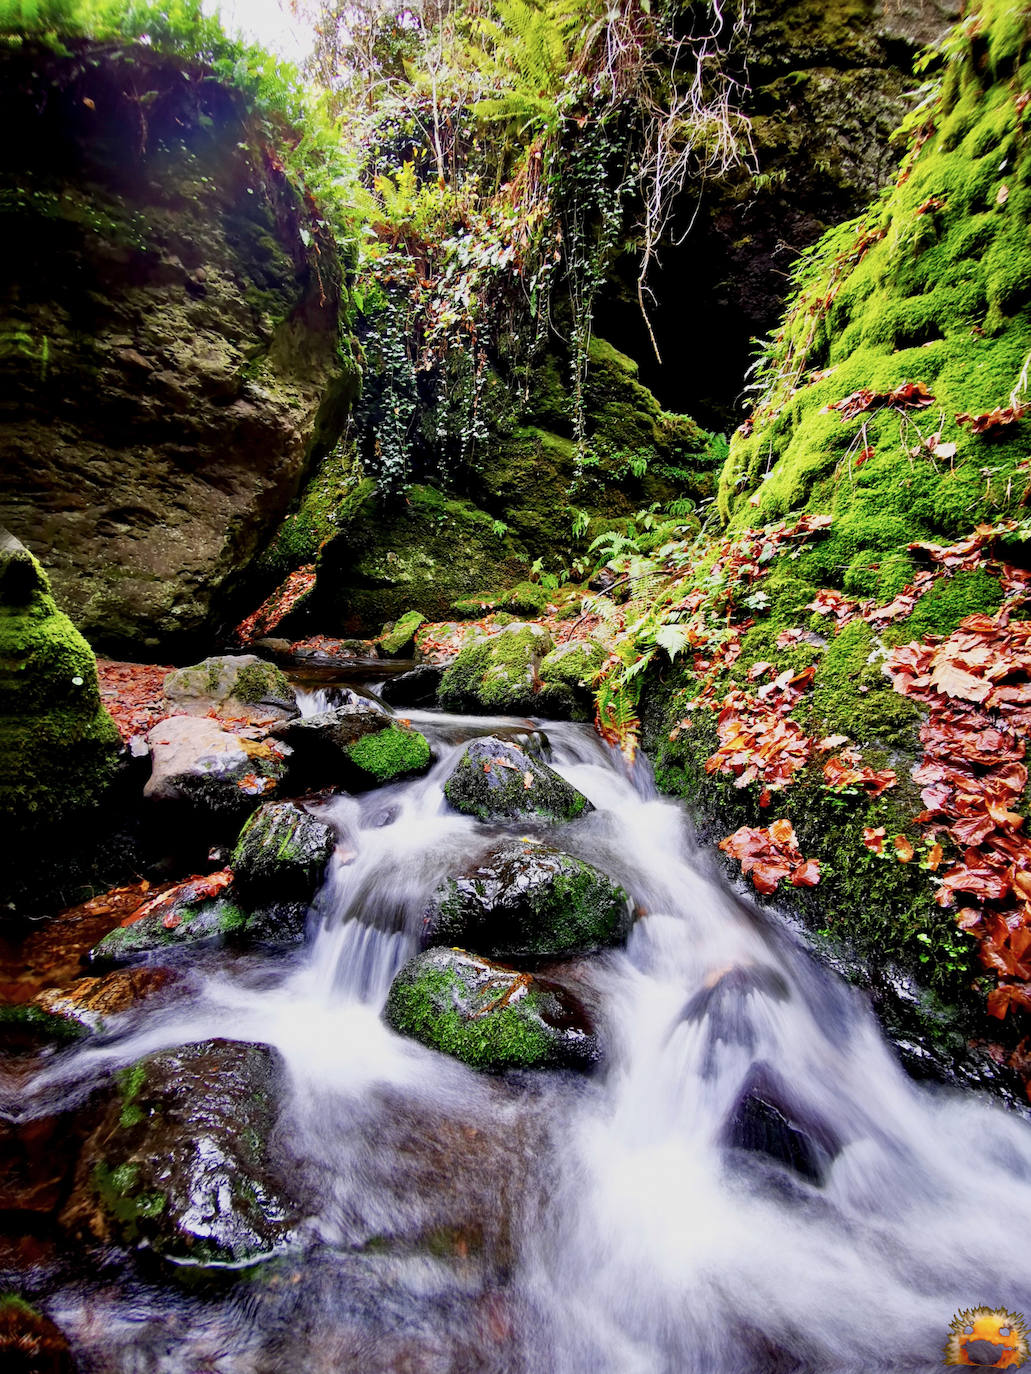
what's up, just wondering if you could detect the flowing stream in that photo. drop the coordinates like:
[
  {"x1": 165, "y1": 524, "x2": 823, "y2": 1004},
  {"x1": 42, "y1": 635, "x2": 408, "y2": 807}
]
[{"x1": 11, "y1": 694, "x2": 1031, "y2": 1372}]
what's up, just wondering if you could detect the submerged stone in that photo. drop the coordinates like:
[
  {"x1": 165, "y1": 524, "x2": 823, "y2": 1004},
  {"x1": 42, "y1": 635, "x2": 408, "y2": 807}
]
[
  {"x1": 424, "y1": 839, "x2": 632, "y2": 961},
  {"x1": 443, "y1": 736, "x2": 592, "y2": 823},
  {"x1": 384, "y1": 947, "x2": 598, "y2": 1072},
  {"x1": 232, "y1": 801, "x2": 335, "y2": 900},
  {"x1": 62, "y1": 1038, "x2": 295, "y2": 1267},
  {"x1": 163, "y1": 654, "x2": 297, "y2": 722},
  {"x1": 33, "y1": 968, "x2": 174, "y2": 1034},
  {"x1": 721, "y1": 1065, "x2": 841, "y2": 1187}
]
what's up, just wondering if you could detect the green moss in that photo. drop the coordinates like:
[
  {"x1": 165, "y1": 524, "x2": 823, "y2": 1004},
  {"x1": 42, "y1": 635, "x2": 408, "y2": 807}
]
[
  {"x1": 540, "y1": 640, "x2": 605, "y2": 689},
  {"x1": 232, "y1": 661, "x2": 292, "y2": 705},
  {"x1": 116, "y1": 1061, "x2": 147, "y2": 1128},
  {"x1": 888, "y1": 567, "x2": 1005, "y2": 640},
  {"x1": 438, "y1": 623, "x2": 554, "y2": 714},
  {"x1": 380, "y1": 609, "x2": 425, "y2": 655},
  {"x1": 345, "y1": 724, "x2": 431, "y2": 783},
  {"x1": 0, "y1": 1001, "x2": 85, "y2": 1044},
  {"x1": 0, "y1": 1294, "x2": 41, "y2": 1319},
  {"x1": 387, "y1": 966, "x2": 551, "y2": 1069}
]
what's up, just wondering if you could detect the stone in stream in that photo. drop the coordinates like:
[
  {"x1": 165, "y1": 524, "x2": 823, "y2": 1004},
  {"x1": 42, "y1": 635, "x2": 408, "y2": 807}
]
[
  {"x1": 538, "y1": 638, "x2": 606, "y2": 721},
  {"x1": 271, "y1": 710, "x2": 431, "y2": 790},
  {"x1": 340, "y1": 722, "x2": 433, "y2": 789},
  {"x1": 144, "y1": 715, "x2": 291, "y2": 819},
  {"x1": 379, "y1": 609, "x2": 425, "y2": 657},
  {"x1": 61, "y1": 1038, "x2": 296, "y2": 1267},
  {"x1": 424, "y1": 839, "x2": 632, "y2": 961},
  {"x1": 721, "y1": 1065, "x2": 841, "y2": 1187},
  {"x1": 33, "y1": 968, "x2": 175, "y2": 1034},
  {"x1": 232, "y1": 800, "x2": 336, "y2": 901},
  {"x1": 443, "y1": 736, "x2": 592, "y2": 823},
  {"x1": 384, "y1": 947, "x2": 598, "y2": 1072},
  {"x1": 163, "y1": 654, "x2": 298, "y2": 722},
  {"x1": 437, "y1": 621, "x2": 576, "y2": 717},
  {"x1": 378, "y1": 663, "x2": 445, "y2": 708}
]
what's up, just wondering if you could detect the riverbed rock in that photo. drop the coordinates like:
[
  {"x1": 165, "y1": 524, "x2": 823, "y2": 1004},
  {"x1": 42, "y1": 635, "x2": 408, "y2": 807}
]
[
  {"x1": 88, "y1": 894, "x2": 246, "y2": 965},
  {"x1": 232, "y1": 801, "x2": 335, "y2": 900},
  {"x1": 721, "y1": 1066, "x2": 841, "y2": 1187},
  {"x1": 0, "y1": 43, "x2": 356, "y2": 656},
  {"x1": 443, "y1": 737, "x2": 592, "y2": 824},
  {"x1": 62, "y1": 1039, "x2": 296, "y2": 1266},
  {"x1": 163, "y1": 655, "x2": 297, "y2": 722},
  {"x1": 379, "y1": 610, "x2": 425, "y2": 657},
  {"x1": 0, "y1": 1295, "x2": 76, "y2": 1372},
  {"x1": 384, "y1": 948, "x2": 598, "y2": 1072},
  {"x1": 438, "y1": 621, "x2": 574, "y2": 715},
  {"x1": 33, "y1": 968, "x2": 175, "y2": 1033},
  {"x1": 424, "y1": 839, "x2": 632, "y2": 961},
  {"x1": 0, "y1": 530, "x2": 121, "y2": 840},
  {"x1": 144, "y1": 715, "x2": 290, "y2": 818},
  {"x1": 342, "y1": 724, "x2": 432, "y2": 789},
  {"x1": 270, "y1": 704, "x2": 386, "y2": 784},
  {"x1": 378, "y1": 664, "x2": 445, "y2": 707}
]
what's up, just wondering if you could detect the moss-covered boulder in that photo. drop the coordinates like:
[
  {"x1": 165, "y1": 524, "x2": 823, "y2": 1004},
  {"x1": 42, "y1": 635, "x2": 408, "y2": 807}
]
[
  {"x1": 424, "y1": 839, "x2": 632, "y2": 961},
  {"x1": 163, "y1": 655, "x2": 297, "y2": 722},
  {"x1": 442, "y1": 737, "x2": 592, "y2": 823},
  {"x1": 232, "y1": 801, "x2": 335, "y2": 900},
  {"x1": 384, "y1": 947, "x2": 598, "y2": 1072},
  {"x1": 539, "y1": 638, "x2": 607, "y2": 720},
  {"x1": 61, "y1": 1039, "x2": 296, "y2": 1267},
  {"x1": 0, "y1": 529, "x2": 120, "y2": 834},
  {"x1": 270, "y1": 704, "x2": 386, "y2": 786},
  {"x1": 451, "y1": 582, "x2": 548, "y2": 620},
  {"x1": 379, "y1": 610, "x2": 425, "y2": 657},
  {"x1": 88, "y1": 894, "x2": 247, "y2": 965},
  {"x1": 343, "y1": 723, "x2": 432, "y2": 787},
  {"x1": 438, "y1": 622, "x2": 576, "y2": 715},
  {"x1": 144, "y1": 715, "x2": 290, "y2": 820}
]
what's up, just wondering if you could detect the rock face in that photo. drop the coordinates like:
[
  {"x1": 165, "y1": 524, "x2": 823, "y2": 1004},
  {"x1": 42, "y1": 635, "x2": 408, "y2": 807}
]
[
  {"x1": 163, "y1": 655, "x2": 297, "y2": 722},
  {"x1": 62, "y1": 1039, "x2": 296, "y2": 1266},
  {"x1": 443, "y1": 737, "x2": 592, "y2": 823},
  {"x1": 384, "y1": 947, "x2": 599, "y2": 1071},
  {"x1": 0, "y1": 528, "x2": 120, "y2": 833},
  {"x1": 0, "y1": 1296, "x2": 76, "y2": 1373},
  {"x1": 0, "y1": 42, "x2": 356, "y2": 654},
  {"x1": 424, "y1": 840, "x2": 632, "y2": 961}
]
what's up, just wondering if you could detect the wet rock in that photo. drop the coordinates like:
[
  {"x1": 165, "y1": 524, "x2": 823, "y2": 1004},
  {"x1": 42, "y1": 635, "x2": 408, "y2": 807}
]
[
  {"x1": 88, "y1": 894, "x2": 246, "y2": 965},
  {"x1": 379, "y1": 610, "x2": 425, "y2": 658},
  {"x1": 378, "y1": 664, "x2": 445, "y2": 708},
  {"x1": 0, "y1": 1110, "x2": 89, "y2": 1218},
  {"x1": 342, "y1": 723, "x2": 432, "y2": 789},
  {"x1": 270, "y1": 705, "x2": 386, "y2": 786},
  {"x1": 0, "y1": 1002, "x2": 86, "y2": 1051},
  {"x1": 424, "y1": 839, "x2": 632, "y2": 961},
  {"x1": 62, "y1": 1038, "x2": 296, "y2": 1267},
  {"x1": 438, "y1": 622, "x2": 574, "y2": 716},
  {"x1": 163, "y1": 654, "x2": 297, "y2": 723},
  {"x1": 144, "y1": 715, "x2": 291, "y2": 819},
  {"x1": 539, "y1": 639, "x2": 606, "y2": 721},
  {"x1": 232, "y1": 801, "x2": 335, "y2": 901},
  {"x1": 721, "y1": 1066, "x2": 841, "y2": 1186},
  {"x1": 33, "y1": 968, "x2": 174, "y2": 1033},
  {"x1": 0, "y1": 1295, "x2": 76, "y2": 1372},
  {"x1": 385, "y1": 947, "x2": 598, "y2": 1072},
  {"x1": 443, "y1": 737, "x2": 592, "y2": 823},
  {"x1": 451, "y1": 581, "x2": 548, "y2": 619}
]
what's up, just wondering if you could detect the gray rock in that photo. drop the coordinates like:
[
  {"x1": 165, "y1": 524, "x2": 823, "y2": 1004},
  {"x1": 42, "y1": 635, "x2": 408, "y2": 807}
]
[
  {"x1": 232, "y1": 801, "x2": 335, "y2": 900},
  {"x1": 144, "y1": 715, "x2": 290, "y2": 819},
  {"x1": 378, "y1": 664, "x2": 445, "y2": 707},
  {"x1": 163, "y1": 655, "x2": 297, "y2": 722},
  {"x1": 443, "y1": 736, "x2": 592, "y2": 824},
  {"x1": 424, "y1": 839, "x2": 632, "y2": 960}
]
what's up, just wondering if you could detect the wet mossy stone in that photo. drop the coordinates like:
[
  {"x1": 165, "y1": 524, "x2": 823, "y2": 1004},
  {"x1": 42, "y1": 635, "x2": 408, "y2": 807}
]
[
  {"x1": 424, "y1": 839, "x2": 632, "y2": 961},
  {"x1": 62, "y1": 1039, "x2": 295, "y2": 1267},
  {"x1": 437, "y1": 622, "x2": 561, "y2": 715},
  {"x1": 384, "y1": 947, "x2": 598, "y2": 1072},
  {"x1": 163, "y1": 655, "x2": 297, "y2": 721},
  {"x1": 270, "y1": 704, "x2": 385, "y2": 786},
  {"x1": 378, "y1": 664, "x2": 445, "y2": 707},
  {"x1": 539, "y1": 638, "x2": 606, "y2": 720},
  {"x1": 0, "y1": 1002, "x2": 87, "y2": 1050},
  {"x1": 379, "y1": 610, "x2": 425, "y2": 657},
  {"x1": 232, "y1": 801, "x2": 335, "y2": 901},
  {"x1": 343, "y1": 723, "x2": 432, "y2": 788},
  {"x1": 0, "y1": 529, "x2": 121, "y2": 831},
  {"x1": 88, "y1": 895, "x2": 247, "y2": 965},
  {"x1": 443, "y1": 737, "x2": 592, "y2": 824}
]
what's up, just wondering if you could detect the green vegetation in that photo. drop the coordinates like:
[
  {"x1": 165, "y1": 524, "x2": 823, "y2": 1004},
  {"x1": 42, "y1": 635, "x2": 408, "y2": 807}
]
[{"x1": 345, "y1": 724, "x2": 432, "y2": 783}]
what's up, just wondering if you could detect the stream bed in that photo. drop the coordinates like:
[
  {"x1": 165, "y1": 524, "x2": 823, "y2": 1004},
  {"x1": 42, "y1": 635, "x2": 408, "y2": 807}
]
[{"x1": 6, "y1": 689, "x2": 1031, "y2": 1372}]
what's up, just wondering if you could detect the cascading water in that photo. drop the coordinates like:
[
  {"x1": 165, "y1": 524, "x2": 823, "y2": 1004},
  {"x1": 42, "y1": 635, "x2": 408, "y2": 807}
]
[{"x1": 9, "y1": 700, "x2": 1031, "y2": 1373}]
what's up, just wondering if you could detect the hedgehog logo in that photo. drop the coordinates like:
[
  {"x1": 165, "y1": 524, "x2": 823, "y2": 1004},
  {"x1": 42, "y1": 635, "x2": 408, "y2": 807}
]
[{"x1": 944, "y1": 1307, "x2": 1029, "y2": 1367}]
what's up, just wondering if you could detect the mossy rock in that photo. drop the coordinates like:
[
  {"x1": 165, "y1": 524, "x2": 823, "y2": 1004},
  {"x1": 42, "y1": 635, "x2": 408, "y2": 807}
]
[
  {"x1": 0, "y1": 529, "x2": 120, "y2": 832},
  {"x1": 384, "y1": 947, "x2": 598, "y2": 1072},
  {"x1": 270, "y1": 704, "x2": 385, "y2": 787},
  {"x1": 344, "y1": 724, "x2": 432, "y2": 787},
  {"x1": 232, "y1": 801, "x2": 335, "y2": 900},
  {"x1": 0, "y1": 1002, "x2": 87, "y2": 1050},
  {"x1": 61, "y1": 1039, "x2": 296, "y2": 1267},
  {"x1": 163, "y1": 655, "x2": 296, "y2": 720},
  {"x1": 144, "y1": 715, "x2": 291, "y2": 822},
  {"x1": 437, "y1": 621, "x2": 575, "y2": 715},
  {"x1": 539, "y1": 638, "x2": 606, "y2": 720},
  {"x1": 379, "y1": 610, "x2": 425, "y2": 657},
  {"x1": 425, "y1": 839, "x2": 632, "y2": 961},
  {"x1": 442, "y1": 736, "x2": 592, "y2": 824},
  {"x1": 88, "y1": 895, "x2": 247, "y2": 965}
]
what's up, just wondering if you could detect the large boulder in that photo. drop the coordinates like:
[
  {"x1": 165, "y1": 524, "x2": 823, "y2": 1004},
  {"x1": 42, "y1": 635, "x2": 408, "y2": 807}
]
[
  {"x1": 232, "y1": 801, "x2": 335, "y2": 900},
  {"x1": 443, "y1": 737, "x2": 592, "y2": 824},
  {"x1": 424, "y1": 839, "x2": 632, "y2": 961},
  {"x1": 438, "y1": 622, "x2": 574, "y2": 715},
  {"x1": 0, "y1": 529, "x2": 120, "y2": 835},
  {"x1": 0, "y1": 43, "x2": 356, "y2": 655},
  {"x1": 61, "y1": 1039, "x2": 296, "y2": 1266},
  {"x1": 384, "y1": 947, "x2": 598, "y2": 1072},
  {"x1": 144, "y1": 715, "x2": 290, "y2": 819},
  {"x1": 163, "y1": 655, "x2": 297, "y2": 722},
  {"x1": 538, "y1": 638, "x2": 606, "y2": 720}
]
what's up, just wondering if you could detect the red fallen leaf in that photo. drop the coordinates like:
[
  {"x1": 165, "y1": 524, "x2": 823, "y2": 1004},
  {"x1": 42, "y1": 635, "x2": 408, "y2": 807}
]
[
  {"x1": 955, "y1": 402, "x2": 1029, "y2": 434},
  {"x1": 790, "y1": 859, "x2": 821, "y2": 887},
  {"x1": 237, "y1": 773, "x2": 277, "y2": 795},
  {"x1": 988, "y1": 981, "x2": 1031, "y2": 1020},
  {"x1": 750, "y1": 860, "x2": 792, "y2": 894},
  {"x1": 926, "y1": 842, "x2": 944, "y2": 871},
  {"x1": 887, "y1": 381, "x2": 935, "y2": 409},
  {"x1": 862, "y1": 826, "x2": 886, "y2": 854},
  {"x1": 769, "y1": 818, "x2": 796, "y2": 847},
  {"x1": 894, "y1": 835, "x2": 915, "y2": 863},
  {"x1": 776, "y1": 628, "x2": 804, "y2": 649},
  {"x1": 854, "y1": 446, "x2": 874, "y2": 468},
  {"x1": 950, "y1": 812, "x2": 998, "y2": 847},
  {"x1": 759, "y1": 788, "x2": 772, "y2": 807},
  {"x1": 956, "y1": 907, "x2": 983, "y2": 930},
  {"x1": 121, "y1": 869, "x2": 234, "y2": 929},
  {"x1": 747, "y1": 661, "x2": 773, "y2": 681}
]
